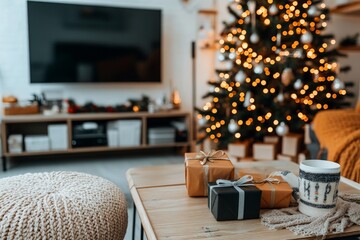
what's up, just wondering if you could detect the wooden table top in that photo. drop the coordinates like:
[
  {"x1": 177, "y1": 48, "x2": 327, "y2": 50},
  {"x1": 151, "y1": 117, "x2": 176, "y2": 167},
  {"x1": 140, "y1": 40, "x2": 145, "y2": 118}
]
[{"x1": 126, "y1": 161, "x2": 360, "y2": 240}]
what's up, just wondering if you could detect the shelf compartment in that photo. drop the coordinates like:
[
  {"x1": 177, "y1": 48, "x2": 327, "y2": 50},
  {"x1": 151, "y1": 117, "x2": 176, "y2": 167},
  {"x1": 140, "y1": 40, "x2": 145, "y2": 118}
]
[
  {"x1": 1, "y1": 111, "x2": 192, "y2": 163},
  {"x1": 331, "y1": 2, "x2": 360, "y2": 15},
  {"x1": 338, "y1": 45, "x2": 360, "y2": 51}
]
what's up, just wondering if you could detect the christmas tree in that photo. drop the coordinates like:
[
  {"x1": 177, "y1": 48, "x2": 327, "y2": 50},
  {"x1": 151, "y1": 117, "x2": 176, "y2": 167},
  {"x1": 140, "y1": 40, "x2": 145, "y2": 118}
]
[{"x1": 197, "y1": 0, "x2": 348, "y2": 148}]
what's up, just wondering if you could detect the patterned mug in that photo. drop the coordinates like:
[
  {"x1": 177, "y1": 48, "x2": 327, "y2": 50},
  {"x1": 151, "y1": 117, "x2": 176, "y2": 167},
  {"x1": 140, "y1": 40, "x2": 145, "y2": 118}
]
[{"x1": 298, "y1": 160, "x2": 340, "y2": 217}]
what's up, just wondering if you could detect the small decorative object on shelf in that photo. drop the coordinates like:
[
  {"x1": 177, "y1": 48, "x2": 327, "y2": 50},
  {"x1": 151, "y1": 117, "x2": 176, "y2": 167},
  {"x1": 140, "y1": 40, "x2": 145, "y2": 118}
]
[
  {"x1": 339, "y1": 33, "x2": 359, "y2": 47},
  {"x1": 66, "y1": 95, "x2": 151, "y2": 114},
  {"x1": 171, "y1": 89, "x2": 182, "y2": 110},
  {"x1": 185, "y1": 150, "x2": 234, "y2": 197},
  {"x1": 2, "y1": 95, "x2": 40, "y2": 115}
]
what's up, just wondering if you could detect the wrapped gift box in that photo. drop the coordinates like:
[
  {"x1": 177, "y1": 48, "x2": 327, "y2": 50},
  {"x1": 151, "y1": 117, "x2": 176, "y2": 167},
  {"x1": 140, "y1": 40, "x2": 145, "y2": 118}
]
[
  {"x1": 228, "y1": 140, "x2": 252, "y2": 159},
  {"x1": 277, "y1": 153, "x2": 296, "y2": 162},
  {"x1": 282, "y1": 133, "x2": 303, "y2": 157},
  {"x1": 238, "y1": 172, "x2": 293, "y2": 209},
  {"x1": 253, "y1": 142, "x2": 277, "y2": 161},
  {"x1": 264, "y1": 135, "x2": 281, "y2": 153},
  {"x1": 208, "y1": 182, "x2": 261, "y2": 221},
  {"x1": 185, "y1": 151, "x2": 234, "y2": 197}
]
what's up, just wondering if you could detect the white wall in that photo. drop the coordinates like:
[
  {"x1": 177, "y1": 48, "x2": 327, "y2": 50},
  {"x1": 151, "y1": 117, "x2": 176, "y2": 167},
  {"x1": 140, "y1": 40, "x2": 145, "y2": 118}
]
[
  {"x1": 0, "y1": 0, "x2": 199, "y2": 111},
  {"x1": 326, "y1": 0, "x2": 360, "y2": 106}
]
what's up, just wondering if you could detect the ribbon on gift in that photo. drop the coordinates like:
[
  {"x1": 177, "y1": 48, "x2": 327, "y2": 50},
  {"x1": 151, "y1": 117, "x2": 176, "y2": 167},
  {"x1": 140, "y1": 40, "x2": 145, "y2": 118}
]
[
  {"x1": 253, "y1": 174, "x2": 281, "y2": 208},
  {"x1": 209, "y1": 175, "x2": 254, "y2": 220},
  {"x1": 187, "y1": 150, "x2": 229, "y2": 165},
  {"x1": 186, "y1": 150, "x2": 230, "y2": 195}
]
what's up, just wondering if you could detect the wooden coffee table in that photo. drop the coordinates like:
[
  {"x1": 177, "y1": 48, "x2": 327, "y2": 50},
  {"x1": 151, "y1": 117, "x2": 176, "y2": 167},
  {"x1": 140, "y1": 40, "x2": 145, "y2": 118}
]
[{"x1": 126, "y1": 161, "x2": 360, "y2": 240}]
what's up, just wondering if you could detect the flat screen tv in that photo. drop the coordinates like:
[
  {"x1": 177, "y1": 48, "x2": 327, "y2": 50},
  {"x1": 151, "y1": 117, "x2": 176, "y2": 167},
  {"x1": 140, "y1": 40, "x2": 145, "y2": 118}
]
[{"x1": 27, "y1": 1, "x2": 161, "y2": 83}]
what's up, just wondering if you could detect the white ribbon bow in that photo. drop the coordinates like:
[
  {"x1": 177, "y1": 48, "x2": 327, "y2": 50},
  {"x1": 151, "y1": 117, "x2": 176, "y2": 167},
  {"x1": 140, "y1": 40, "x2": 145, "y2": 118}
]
[{"x1": 209, "y1": 175, "x2": 254, "y2": 219}]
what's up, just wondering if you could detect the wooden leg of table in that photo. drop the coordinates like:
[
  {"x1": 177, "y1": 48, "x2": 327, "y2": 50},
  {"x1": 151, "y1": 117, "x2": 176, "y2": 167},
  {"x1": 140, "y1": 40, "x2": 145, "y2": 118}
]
[
  {"x1": 132, "y1": 202, "x2": 136, "y2": 240},
  {"x1": 140, "y1": 223, "x2": 144, "y2": 240},
  {"x1": 2, "y1": 156, "x2": 6, "y2": 172}
]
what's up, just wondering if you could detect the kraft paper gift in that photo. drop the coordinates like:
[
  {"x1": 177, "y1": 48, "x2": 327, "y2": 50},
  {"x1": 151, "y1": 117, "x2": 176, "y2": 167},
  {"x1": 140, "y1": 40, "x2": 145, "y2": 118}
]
[
  {"x1": 185, "y1": 151, "x2": 234, "y2": 197},
  {"x1": 238, "y1": 171, "x2": 292, "y2": 208}
]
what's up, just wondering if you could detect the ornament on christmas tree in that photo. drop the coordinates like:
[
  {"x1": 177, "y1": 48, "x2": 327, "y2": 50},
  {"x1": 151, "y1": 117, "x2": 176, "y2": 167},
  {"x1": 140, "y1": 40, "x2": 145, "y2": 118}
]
[
  {"x1": 281, "y1": 68, "x2": 295, "y2": 86},
  {"x1": 229, "y1": 14, "x2": 236, "y2": 23},
  {"x1": 209, "y1": 86, "x2": 215, "y2": 92},
  {"x1": 254, "y1": 63, "x2": 264, "y2": 74},
  {"x1": 244, "y1": 91, "x2": 252, "y2": 107},
  {"x1": 228, "y1": 119, "x2": 239, "y2": 133},
  {"x1": 276, "y1": 122, "x2": 289, "y2": 136},
  {"x1": 294, "y1": 79, "x2": 303, "y2": 90},
  {"x1": 225, "y1": 61, "x2": 233, "y2": 70},
  {"x1": 235, "y1": 70, "x2": 247, "y2": 83},
  {"x1": 276, "y1": 92, "x2": 285, "y2": 103},
  {"x1": 247, "y1": 0, "x2": 256, "y2": 15},
  {"x1": 218, "y1": 52, "x2": 225, "y2": 61},
  {"x1": 269, "y1": 4, "x2": 278, "y2": 15},
  {"x1": 250, "y1": 32, "x2": 260, "y2": 44},
  {"x1": 307, "y1": 5, "x2": 318, "y2": 17},
  {"x1": 276, "y1": 32, "x2": 281, "y2": 47},
  {"x1": 293, "y1": 49, "x2": 304, "y2": 58},
  {"x1": 245, "y1": 17, "x2": 250, "y2": 24},
  {"x1": 229, "y1": 52, "x2": 236, "y2": 60},
  {"x1": 301, "y1": 31, "x2": 313, "y2": 44},
  {"x1": 332, "y1": 78, "x2": 345, "y2": 91},
  {"x1": 198, "y1": 117, "x2": 207, "y2": 127}
]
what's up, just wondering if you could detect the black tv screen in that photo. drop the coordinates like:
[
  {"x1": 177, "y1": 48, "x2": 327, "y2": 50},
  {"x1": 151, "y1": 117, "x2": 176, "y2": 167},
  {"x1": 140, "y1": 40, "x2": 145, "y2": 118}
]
[{"x1": 27, "y1": 1, "x2": 161, "y2": 83}]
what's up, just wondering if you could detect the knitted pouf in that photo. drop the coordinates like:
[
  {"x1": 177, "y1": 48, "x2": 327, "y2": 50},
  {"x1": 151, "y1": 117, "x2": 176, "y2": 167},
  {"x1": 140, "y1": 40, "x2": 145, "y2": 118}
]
[{"x1": 0, "y1": 172, "x2": 128, "y2": 240}]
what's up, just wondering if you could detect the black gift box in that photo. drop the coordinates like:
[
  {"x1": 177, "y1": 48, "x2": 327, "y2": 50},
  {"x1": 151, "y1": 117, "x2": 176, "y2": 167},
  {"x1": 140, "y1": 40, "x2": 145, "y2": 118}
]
[{"x1": 208, "y1": 182, "x2": 262, "y2": 221}]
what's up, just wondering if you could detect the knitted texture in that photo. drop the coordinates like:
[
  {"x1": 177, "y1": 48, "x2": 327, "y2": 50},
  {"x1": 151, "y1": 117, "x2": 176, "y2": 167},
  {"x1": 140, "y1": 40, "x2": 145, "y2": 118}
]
[
  {"x1": 0, "y1": 172, "x2": 128, "y2": 240},
  {"x1": 261, "y1": 193, "x2": 360, "y2": 238},
  {"x1": 313, "y1": 109, "x2": 360, "y2": 182}
]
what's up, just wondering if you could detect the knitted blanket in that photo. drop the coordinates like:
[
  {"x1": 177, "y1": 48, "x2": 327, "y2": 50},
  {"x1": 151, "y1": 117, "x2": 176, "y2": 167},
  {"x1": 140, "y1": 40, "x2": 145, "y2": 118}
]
[
  {"x1": 313, "y1": 110, "x2": 360, "y2": 183},
  {"x1": 261, "y1": 193, "x2": 360, "y2": 238}
]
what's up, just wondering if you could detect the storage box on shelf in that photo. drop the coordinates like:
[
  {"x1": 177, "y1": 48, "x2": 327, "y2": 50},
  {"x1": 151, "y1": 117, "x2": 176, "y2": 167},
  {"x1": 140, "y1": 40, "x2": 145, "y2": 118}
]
[
  {"x1": 107, "y1": 119, "x2": 142, "y2": 147},
  {"x1": 48, "y1": 124, "x2": 68, "y2": 150},
  {"x1": 25, "y1": 135, "x2": 50, "y2": 152},
  {"x1": 1, "y1": 111, "x2": 192, "y2": 171}
]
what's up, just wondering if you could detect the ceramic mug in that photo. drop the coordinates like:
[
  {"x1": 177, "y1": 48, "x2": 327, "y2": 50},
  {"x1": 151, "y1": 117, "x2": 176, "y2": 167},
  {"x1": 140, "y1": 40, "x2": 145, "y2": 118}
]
[{"x1": 298, "y1": 160, "x2": 341, "y2": 217}]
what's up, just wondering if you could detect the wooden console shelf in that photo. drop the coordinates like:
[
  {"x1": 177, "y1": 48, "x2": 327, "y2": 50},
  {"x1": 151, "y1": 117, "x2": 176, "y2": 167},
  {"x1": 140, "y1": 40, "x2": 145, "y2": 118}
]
[
  {"x1": 331, "y1": 1, "x2": 360, "y2": 15},
  {"x1": 1, "y1": 110, "x2": 193, "y2": 171},
  {"x1": 338, "y1": 45, "x2": 360, "y2": 51}
]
